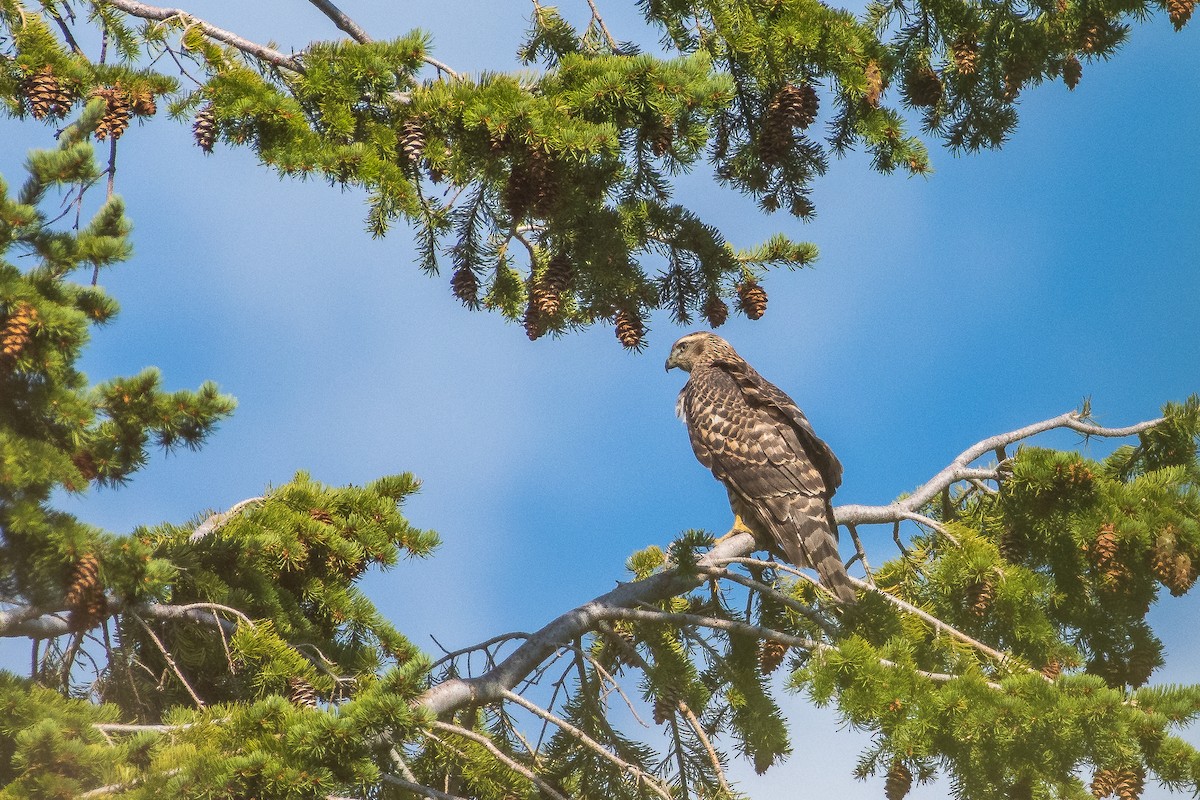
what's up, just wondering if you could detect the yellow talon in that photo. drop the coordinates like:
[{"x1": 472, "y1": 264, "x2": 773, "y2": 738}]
[{"x1": 713, "y1": 514, "x2": 755, "y2": 545}]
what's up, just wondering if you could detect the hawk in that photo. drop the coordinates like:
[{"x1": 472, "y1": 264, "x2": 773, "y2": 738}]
[{"x1": 666, "y1": 331, "x2": 856, "y2": 603}]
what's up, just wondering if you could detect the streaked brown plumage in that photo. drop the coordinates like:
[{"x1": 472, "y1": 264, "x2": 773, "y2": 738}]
[{"x1": 666, "y1": 331, "x2": 856, "y2": 603}]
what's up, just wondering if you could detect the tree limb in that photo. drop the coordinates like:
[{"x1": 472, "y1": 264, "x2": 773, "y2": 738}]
[
  {"x1": 97, "y1": 1, "x2": 304, "y2": 71},
  {"x1": 306, "y1": 0, "x2": 372, "y2": 43}
]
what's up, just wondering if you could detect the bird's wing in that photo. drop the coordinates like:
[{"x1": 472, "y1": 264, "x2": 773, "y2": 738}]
[
  {"x1": 714, "y1": 356, "x2": 843, "y2": 492},
  {"x1": 682, "y1": 365, "x2": 828, "y2": 500}
]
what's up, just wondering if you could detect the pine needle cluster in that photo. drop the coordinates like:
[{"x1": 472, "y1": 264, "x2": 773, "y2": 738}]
[{"x1": 7, "y1": 0, "x2": 1180, "y2": 343}]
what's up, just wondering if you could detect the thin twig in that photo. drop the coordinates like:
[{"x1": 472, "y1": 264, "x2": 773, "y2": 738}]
[
  {"x1": 99, "y1": 0, "x2": 304, "y2": 71},
  {"x1": 678, "y1": 701, "x2": 731, "y2": 795},
  {"x1": 502, "y1": 689, "x2": 673, "y2": 800},
  {"x1": 430, "y1": 631, "x2": 531, "y2": 671},
  {"x1": 846, "y1": 524, "x2": 874, "y2": 583},
  {"x1": 584, "y1": 0, "x2": 620, "y2": 51},
  {"x1": 429, "y1": 722, "x2": 569, "y2": 800},
  {"x1": 131, "y1": 613, "x2": 205, "y2": 708},
  {"x1": 380, "y1": 774, "x2": 470, "y2": 800}
]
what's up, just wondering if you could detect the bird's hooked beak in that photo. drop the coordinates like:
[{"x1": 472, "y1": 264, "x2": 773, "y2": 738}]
[{"x1": 665, "y1": 352, "x2": 680, "y2": 373}]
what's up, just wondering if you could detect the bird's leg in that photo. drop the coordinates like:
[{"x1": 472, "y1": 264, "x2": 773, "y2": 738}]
[{"x1": 712, "y1": 514, "x2": 755, "y2": 545}]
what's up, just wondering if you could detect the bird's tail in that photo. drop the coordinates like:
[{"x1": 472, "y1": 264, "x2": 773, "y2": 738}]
[{"x1": 775, "y1": 498, "x2": 857, "y2": 605}]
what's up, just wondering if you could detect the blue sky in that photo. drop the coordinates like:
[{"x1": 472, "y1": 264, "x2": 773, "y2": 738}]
[{"x1": 2, "y1": 3, "x2": 1199, "y2": 797}]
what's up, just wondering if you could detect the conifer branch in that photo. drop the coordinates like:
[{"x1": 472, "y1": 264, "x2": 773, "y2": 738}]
[
  {"x1": 501, "y1": 689, "x2": 675, "y2": 800},
  {"x1": 131, "y1": 612, "x2": 206, "y2": 708},
  {"x1": 380, "y1": 775, "x2": 470, "y2": 800},
  {"x1": 678, "y1": 700, "x2": 732, "y2": 796},
  {"x1": 428, "y1": 721, "x2": 569, "y2": 800},
  {"x1": 835, "y1": 410, "x2": 1165, "y2": 529},
  {"x1": 96, "y1": 1, "x2": 304, "y2": 71}
]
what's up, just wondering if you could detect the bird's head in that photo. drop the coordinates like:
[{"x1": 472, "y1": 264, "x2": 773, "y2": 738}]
[{"x1": 665, "y1": 331, "x2": 737, "y2": 373}]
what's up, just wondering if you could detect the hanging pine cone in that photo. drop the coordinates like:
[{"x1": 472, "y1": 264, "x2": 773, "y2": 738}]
[
  {"x1": 504, "y1": 148, "x2": 558, "y2": 220},
  {"x1": 1114, "y1": 767, "x2": 1145, "y2": 800},
  {"x1": 615, "y1": 309, "x2": 645, "y2": 350},
  {"x1": 1089, "y1": 524, "x2": 1127, "y2": 581},
  {"x1": 704, "y1": 295, "x2": 729, "y2": 328},
  {"x1": 951, "y1": 36, "x2": 979, "y2": 75},
  {"x1": 904, "y1": 64, "x2": 942, "y2": 108},
  {"x1": 737, "y1": 281, "x2": 768, "y2": 320},
  {"x1": 864, "y1": 60, "x2": 884, "y2": 106},
  {"x1": 1041, "y1": 658, "x2": 1062, "y2": 680},
  {"x1": 885, "y1": 762, "x2": 914, "y2": 800},
  {"x1": 451, "y1": 266, "x2": 481, "y2": 309},
  {"x1": 288, "y1": 676, "x2": 318, "y2": 708},
  {"x1": 1167, "y1": 0, "x2": 1195, "y2": 29},
  {"x1": 772, "y1": 83, "x2": 820, "y2": 130},
  {"x1": 1091, "y1": 768, "x2": 1119, "y2": 798},
  {"x1": 965, "y1": 577, "x2": 995, "y2": 617},
  {"x1": 998, "y1": 525, "x2": 1024, "y2": 563},
  {"x1": 531, "y1": 253, "x2": 572, "y2": 318},
  {"x1": 1125, "y1": 646, "x2": 1157, "y2": 688},
  {"x1": 400, "y1": 118, "x2": 426, "y2": 165},
  {"x1": 1, "y1": 302, "x2": 37, "y2": 361},
  {"x1": 758, "y1": 640, "x2": 789, "y2": 675},
  {"x1": 22, "y1": 65, "x2": 72, "y2": 120},
  {"x1": 193, "y1": 103, "x2": 217, "y2": 154},
  {"x1": 1152, "y1": 531, "x2": 1195, "y2": 596},
  {"x1": 131, "y1": 88, "x2": 157, "y2": 117},
  {"x1": 65, "y1": 553, "x2": 106, "y2": 628},
  {"x1": 72, "y1": 451, "x2": 99, "y2": 482},
  {"x1": 1063, "y1": 54, "x2": 1083, "y2": 90},
  {"x1": 93, "y1": 85, "x2": 133, "y2": 141},
  {"x1": 650, "y1": 122, "x2": 674, "y2": 157},
  {"x1": 523, "y1": 300, "x2": 547, "y2": 341},
  {"x1": 652, "y1": 683, "x2": 681, "y2": 724}
]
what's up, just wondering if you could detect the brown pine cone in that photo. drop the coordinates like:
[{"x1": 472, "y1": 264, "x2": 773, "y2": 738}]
[
  {"x1": 65, "y1": 554, "x2": 106, "y2": 628},
  {"x1": 737, "y1": 281, "x2": 768, "y2": 320},
  {"x1": 93, "y1": 85, "x2": 133, "y2": 141},
  {"x1": 904, "y1": 64, "x2": 942, "y2": 108},
  {"x1": 615, "y1": 309, "x2": 645, "y2": 350},
  {"x1": 965, "y1": 577, "x2": 995, "y2": 617},
  {"x1": 951, "y1": 36, "x2": 979, "y2": 75},
  {"x1": 1, "y1": 302, "x2": 38, "y2": 360},
  {"x1": 885, "y1": 762, "x2": 914, "y2": 800},
  {"x1": 23, "y1": 65, "x2": 72, "y2": 120},
  {"x1": 400, "y1": 118, "x2": 426, "y2": 165},
  {"x1": 1063, "y1": 55, "x2": 1083, "y2": 90},
  {"x1": 451, "y1": 267, "x2": 481, "y2": 309},
  {"x1": 1167, "y1": 0, "x2": 1195, "y2": 29},
  {"x1": 288, "y1": 676, "x2": 318, "y2": 708},
  {"x1": 703, "y1": 295, "x2": 729, "y2": 328},
  {"x1": 758, "y1": 640, "x2": 789, "y2": 675},
  {"x1": 193, "y1": 103, "x2": 218, "y2": 153}
]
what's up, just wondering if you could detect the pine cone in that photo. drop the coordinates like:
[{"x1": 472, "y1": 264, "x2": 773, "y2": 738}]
[
  {"x1": 1167, "y1": 0, "x2": 1195, "y2": 29},
  {"x1": 451, "y1": 267, "x2": 481, "y2": 309},
  {"x1": 704, "y1": 295, "x2": 729, "y2": 328},
  {"x1": 131, "y1": 88, "x2": 157, "y2": 117},
  {"x1": 72, "y1": 451, "x2": 99, "y2": 482},
  {"x1": 1114, "y1": 767, "x2": 1145, "y2": 800},
  {"x1": 523, "y1": 300, "x2": 547, "y2": 341},
  {"x1": 864, "y1": 60, "x2": 884, "y2": 106},
  {"x1": 1041, "y1": 658, "x2": 1062, "y2": 680},
  {"x1": 65, "y1": 554, "x2": 106, "y2": 628},
  {"x1": 288, "y1": 676, "x2": 318, "y2": 708},
  {"x1": 193, "y1": 103, "x2": 217, "y2": 154},
  {"x1": 737, "y1": 281, "x2": 768, "y2": 320},
  {"x1": 998, "y1": 525, "x2": 1024, "y2": 562},
  {"x1": 885, "y1": 762, "x2": 914, "y2": 800},
  {"x1": 504, "y1": 148, "x2": 558, "y2": 220},
  {"x1": 615, "y1": 309, "x2": 645, "y2": 350},
  {"x1": 400, "y1": 118, "x2": 426, "y2": 165},
  {"x1": 1092, "y1": 768, "x2": 1119, "y2": 798},
  {"x1": 93, "y1": 85, "x2": 133, "y2": 141},
  {"x1": 951, "y1": 36, "x2": 979, "y2": 75},
  {"x1": 758, "y1": 640, "x2": 789, "y2": 675},
  {"x1": 22, "y1": 65, "x2": 72, "y2": 120},
  {"x1": 1089, "y1": 524, "x2": 1131, "y2": 586},
  {"x1": 1, "y1": 302, "x2": 37, "y2": 360},
  {"x1": 650, "y1": 123, "x2": 674, "y2": 157},
  {"x1": 772, "y1": 83, "x2": 819, "y2": 130},
  {"x1": 904, "y1": 64, "x2": 942, "y2": 108},
  {"x1": 965, "y1": 577, "x2": 995, "y2": 617},
  {"x1": 1153, "y1": 535, "x2": 1195, "y2": 597},
  {"x1": 531, "y1": 253, "x2": 572, "y2": 317},
  {"x1": 652, "y1": 684, "x2": 681, "y2": 725},
  {"x1": 309, "y1": 508, "x2": 335, "y2": 525},
  {"x1": 1063, "y1": 55, "x2": 1083, "y2": 90}
]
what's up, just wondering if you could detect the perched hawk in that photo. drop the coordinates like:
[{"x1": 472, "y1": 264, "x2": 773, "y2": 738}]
[{"x1": 666, "y1": 331, "x2": 856, "y2": 603}]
